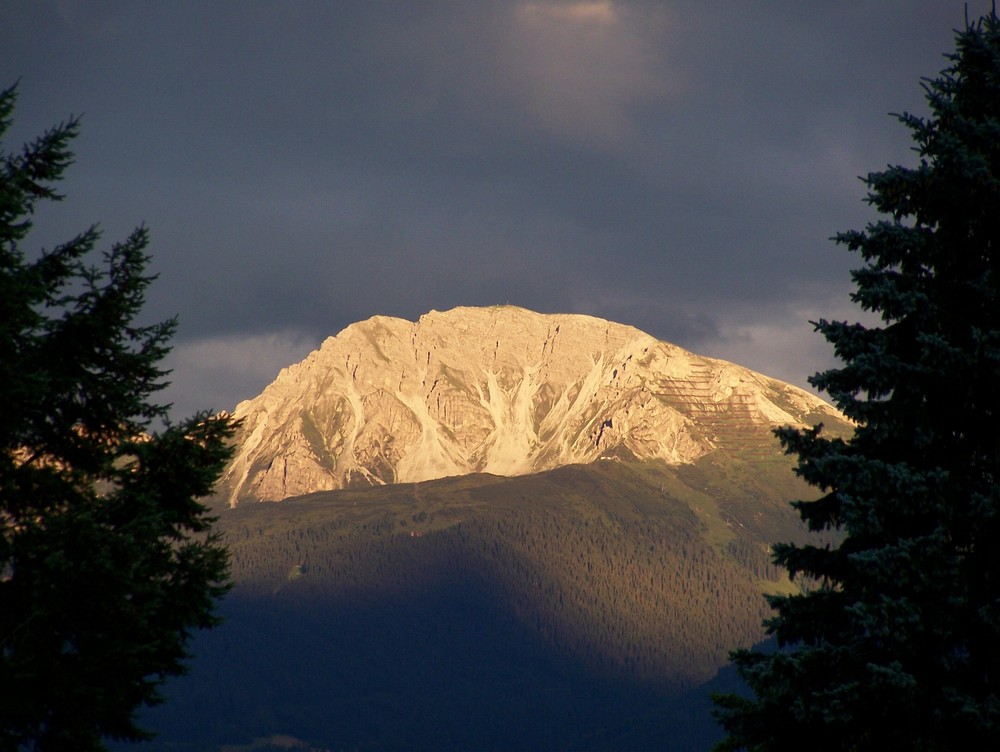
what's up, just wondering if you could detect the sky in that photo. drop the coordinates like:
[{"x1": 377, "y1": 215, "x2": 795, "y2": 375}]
[{"x1": 2, "y1": 1, "x2": 993, "y2": 421}]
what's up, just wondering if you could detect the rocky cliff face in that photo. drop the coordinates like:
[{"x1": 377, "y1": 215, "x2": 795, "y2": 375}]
[{"x1": 221, "y1": 306, "x2": 842, "y2": 505}]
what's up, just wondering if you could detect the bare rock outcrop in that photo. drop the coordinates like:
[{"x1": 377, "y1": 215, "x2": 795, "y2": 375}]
[{"x1": 221, "y1": 306, "x2": 843, "y2": 505}]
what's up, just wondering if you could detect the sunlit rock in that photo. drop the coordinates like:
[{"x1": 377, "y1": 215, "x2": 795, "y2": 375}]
[{"x1": 221, "y1": 306, "x2": 841, "y2": 505}]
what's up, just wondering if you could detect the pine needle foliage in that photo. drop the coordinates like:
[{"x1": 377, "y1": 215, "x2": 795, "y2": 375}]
[
  {"x1": 0, "y1": 84, "x2": 237, "y2": 751},
  {"x1": 713, "y1": 9, "x2": 1000, "y2": 751}
]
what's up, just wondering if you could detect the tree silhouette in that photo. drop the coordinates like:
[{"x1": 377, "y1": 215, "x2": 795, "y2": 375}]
[
  {"x1": 714, "y1": 10, "x2": 1000, "y2": 750},
  {"x1": 0, "y1": 84, "x2": 236, "y2": 750}
]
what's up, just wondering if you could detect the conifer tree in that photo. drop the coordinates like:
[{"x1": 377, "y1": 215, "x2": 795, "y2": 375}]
[
  {"x1": 713, "y1": 9, "x2": 1000, "y2": 751},
  {"x1": 0, "y1": 84, "x2": 236, "y2": 750}
]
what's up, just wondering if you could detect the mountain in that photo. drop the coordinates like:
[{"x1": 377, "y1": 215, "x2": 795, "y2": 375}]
[
  {"x1": 221, "y1": 306, "x2": 841, "y2": 505},
  {"x1": 123, "y1": 307, "x2": 852, "y2": 751}
]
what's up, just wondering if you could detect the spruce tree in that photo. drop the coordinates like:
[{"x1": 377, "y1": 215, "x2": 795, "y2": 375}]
[
  {"x1": 713, "y1": 9, "x2": 1000, "y2": 751},
  {"x1": 0, "y1": 84, "x2": 236, "y2": 750}
]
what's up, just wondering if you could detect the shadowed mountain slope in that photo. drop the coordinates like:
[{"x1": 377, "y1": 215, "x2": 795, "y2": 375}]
[{"x1": 136, "y1": 454, "x2": 833, "y2": 751}]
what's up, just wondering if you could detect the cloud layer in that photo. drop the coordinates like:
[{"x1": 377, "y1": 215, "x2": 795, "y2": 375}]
[{"x1": 2, "y1": 1, "x2": 990, "y2": 417}]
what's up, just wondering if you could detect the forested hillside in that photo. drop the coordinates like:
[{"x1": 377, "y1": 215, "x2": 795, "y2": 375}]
[{"x1": 134, "y1": 453, "x2": 828, "y2": 751}]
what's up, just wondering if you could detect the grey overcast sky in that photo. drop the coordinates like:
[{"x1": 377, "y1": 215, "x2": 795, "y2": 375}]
[{"x1": 2, "y1": 1, "x2": 992, "y2": 419}]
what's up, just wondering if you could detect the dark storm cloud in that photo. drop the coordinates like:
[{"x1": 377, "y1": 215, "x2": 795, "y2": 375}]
[{"x1": 1, "y1": 1, "x2": 991, "y2": 417}]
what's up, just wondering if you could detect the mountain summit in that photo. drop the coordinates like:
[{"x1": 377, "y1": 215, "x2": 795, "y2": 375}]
[{"x1": 222, "y1": 306, "x2": 840, "y2": 506}]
